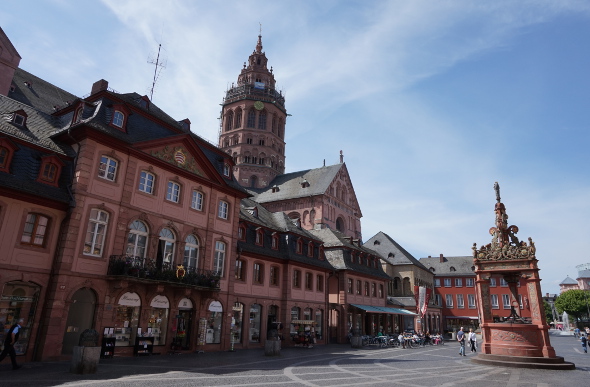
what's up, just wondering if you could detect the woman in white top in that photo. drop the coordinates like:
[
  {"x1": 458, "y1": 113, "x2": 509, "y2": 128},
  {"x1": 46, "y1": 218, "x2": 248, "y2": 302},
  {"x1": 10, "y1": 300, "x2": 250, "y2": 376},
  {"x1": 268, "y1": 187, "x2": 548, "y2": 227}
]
[{"x1": 468, "y1": 328, "x2": 477, "y2": 353}]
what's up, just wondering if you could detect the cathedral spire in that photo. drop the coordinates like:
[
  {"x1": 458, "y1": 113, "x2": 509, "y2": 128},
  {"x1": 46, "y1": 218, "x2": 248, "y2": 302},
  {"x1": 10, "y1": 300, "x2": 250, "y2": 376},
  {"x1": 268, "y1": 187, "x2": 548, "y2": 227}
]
[{"x1": 256, "y1": 34, "x2": 263, "y2": 54}]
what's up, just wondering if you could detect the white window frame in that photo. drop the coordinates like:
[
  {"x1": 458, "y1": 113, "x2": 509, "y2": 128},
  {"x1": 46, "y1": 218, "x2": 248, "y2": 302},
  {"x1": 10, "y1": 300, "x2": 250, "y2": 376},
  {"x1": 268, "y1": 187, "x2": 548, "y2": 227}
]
[
  {"x1": 468, "y1": 294, "x2": 476, "y2": 309},
  {"x1": 191, "y1": 190, "x2": 204, "y2": 211},
  {"x1": 491, "y1": 294, "x2": 499, "y2": 309},
  {"x1": 113, "y1": 110, "x2": 125, "y2": 127},
  {"x1": 223, "y1": 164, "x2": 230, "y2": 176},
  {"x1": 435, "y1": 278, "x2": 440, "y2": 287},
  {"x1": 445, "y1": 294, "x2": 453, "y2": 308},
  {"x1": 183, "y1": 235, "x2": 199, "y2": 270},
  {"x1": 213, "y1": 241, "x2": 226, "y2": 275},
  {"x1": 457, "y1": 294, "x2": 464, "y2": 309},
  {"x1": 218, "y1": 200, "x2": 229, "y2": 219},
  {"x1": 500, "y1": 278, "x2": 508, "y2": 287},
  {"x1": 83, "y1": 209, "x2": 109, "y2": 257},
  {"x1": 519, "y1": 295, "x2": 524, "y2": 309},
  {"x1": 139, "y1": 171, "x2": 155, "y2": 194},
  {"x1": 466, "y1": 278, "x2": 474, "y2": 287},
  {"x1": 502, "y1": 294, "x2": 511, "y2": 309},
  {"x1": 167, "y1": 181, "x2": 180, "y2": 203},
  {"x1": 490, "y1": 278, "x2": 497, "y2": 287},
  {"x1": 455, "y1": 278, "x2": 462, "y2": 287},
  {"x1": 126, "y1": 220, "x2": 148, "y2": 258},
  {"x1": 444, "y1": 278, "x2": 451, "y2": 287},
  {"x1": 98, "y1": 156, "x2": 117, "y2": 181}
]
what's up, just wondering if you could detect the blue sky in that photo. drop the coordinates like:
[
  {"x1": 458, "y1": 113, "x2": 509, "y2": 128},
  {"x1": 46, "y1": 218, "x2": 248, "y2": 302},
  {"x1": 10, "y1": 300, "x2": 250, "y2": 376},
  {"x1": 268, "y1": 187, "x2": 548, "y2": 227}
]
[{"x1": 2, "y1": 0, "x2": 589, "y2": 294}]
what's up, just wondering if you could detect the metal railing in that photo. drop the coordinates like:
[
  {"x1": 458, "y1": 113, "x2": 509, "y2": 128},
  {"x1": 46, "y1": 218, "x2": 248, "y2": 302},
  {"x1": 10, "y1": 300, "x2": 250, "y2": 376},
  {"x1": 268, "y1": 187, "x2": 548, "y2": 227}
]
[{"x1": 107, "y1": 255, "x2": 221, "y2": 290}]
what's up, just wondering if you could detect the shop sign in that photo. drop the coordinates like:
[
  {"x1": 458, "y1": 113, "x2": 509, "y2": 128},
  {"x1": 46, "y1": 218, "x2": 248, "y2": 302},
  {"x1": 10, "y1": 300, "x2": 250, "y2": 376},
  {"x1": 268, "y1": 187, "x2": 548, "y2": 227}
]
[
  {"x1": 208, "y1": 301, "x2": 223, "y2": 312},
  {"x1": 150, "y1": 295, "x2": 170, "y2": 308},
  {"x1": 178, "y1": 298, "x2": 193, "y2": 310},
  {"x1": 118, "y1": 292, "x2": 141, "y2": 306},
  {"x1": 1, "y1": 295, "x2": 35, "y2": 303}
]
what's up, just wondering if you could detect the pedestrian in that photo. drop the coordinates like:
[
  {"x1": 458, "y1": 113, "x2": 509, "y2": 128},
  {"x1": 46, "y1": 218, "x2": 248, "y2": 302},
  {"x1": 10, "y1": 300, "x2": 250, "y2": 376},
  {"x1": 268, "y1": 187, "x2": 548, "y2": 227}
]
[
  {"x1": 457, "y1": 327, "x2": 466, "y2": 356},
  {"x1": 581, "y1": 334, "x2": 587, "y2": 354},
  {"x1": 468, "y1": 328, "x2": 477, "y2": 353},
  {"x1": 398, "y1": 332, "x2": 405, "y2": 349},
  {"x1": 574, "y1": 327, "x2": 580, "y2": 338},
  {"x1": 0, "y1": 317, "x2": 24, "y2": 370}
]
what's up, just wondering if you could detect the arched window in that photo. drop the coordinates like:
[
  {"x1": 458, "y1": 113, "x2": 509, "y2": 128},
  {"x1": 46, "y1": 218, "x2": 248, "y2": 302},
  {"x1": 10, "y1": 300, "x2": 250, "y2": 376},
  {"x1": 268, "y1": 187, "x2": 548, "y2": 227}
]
[
  {"x1": 402, "y1": 277, "x2": 411, "y2": 296},
  {"x1": 255, "y1": 228, "x2": 264, "y2": 245},
  {"x1": 183, "y1": 234, "x2": 199, "y2": 271},
  {"x1": 235, "y1": 108, "x2": 242, "y2": 128},
  {"x1": 126, "y1": 220, "x2": 148, "y2": 258},
  {"x1": 157, "y1": 228, "x2": 175, "y2": 270},
  {"x1": 278, "y1": 118, "x2": 284, "y2": 138},
  {"x1": 307, "y1": 242, "x2": 314, "y2": 257},
  {"x1": 225, "y1": 110, "x2": 234, "y2": 131},
  {"x1": 271, "y1": 114, "x2": 277, "y2": 133},
  {"x1": 214, "y1": 241, "x2": 226, "y2": 275},
  {"x1": 247, "y1": 108, "x2": 256, "y2": 128},
  {"x1": 257, "y1": 110, "x2": 267, "y2": 130},
  {"x1": 251, "y1": 175, "x2": 258, "y2": 188},
  {"x1": 336, "y1": 217, "x2": 345, "y2": 232},
  {"x1": 296, "y1": 238, "x2": 303, "y2": 254}
]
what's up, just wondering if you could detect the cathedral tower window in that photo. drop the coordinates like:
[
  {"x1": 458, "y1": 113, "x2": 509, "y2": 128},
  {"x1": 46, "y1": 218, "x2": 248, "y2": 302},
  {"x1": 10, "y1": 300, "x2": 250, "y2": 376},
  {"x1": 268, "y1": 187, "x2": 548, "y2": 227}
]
[
  {"x1": 235, "y1": 108, "x2": 242, "y2": 128},
  {"x1": 247, "y1": 108, "x2": 256, "y2": 128},
  {"x1": 259, "y1": 138, "x2": 265, "y2": 146},
  {"x1": 246, "y1": 137, "x2": 253, "y2": 144},
  {"x1": 257, "y1": 110, "x2": 267, "y2": 130},
  {"x1": 226, "y1": 110, "x2": 234, "y2": 131},
  {"x1": 271, "y1": 114, "x2": 277, "y2": 133}
]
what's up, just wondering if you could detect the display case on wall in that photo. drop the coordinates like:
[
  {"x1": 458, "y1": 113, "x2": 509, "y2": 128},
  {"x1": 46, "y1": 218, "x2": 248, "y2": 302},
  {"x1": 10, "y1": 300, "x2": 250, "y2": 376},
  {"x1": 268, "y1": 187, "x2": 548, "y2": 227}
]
[
  {"x1": 114, "y1": 305, "x2": 139, "y2": 347},
  {"x1": 133, "y1": 337, "x2": 154, "y2": 356}
]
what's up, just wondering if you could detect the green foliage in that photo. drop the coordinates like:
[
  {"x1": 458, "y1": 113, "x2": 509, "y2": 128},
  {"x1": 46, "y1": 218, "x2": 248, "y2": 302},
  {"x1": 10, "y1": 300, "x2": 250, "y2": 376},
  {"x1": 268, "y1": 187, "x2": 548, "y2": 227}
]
[
  {"x1": 542, "y1": 300, "x2": 553, "y2": 324},
  {"x1": 554, "y1": 290, "x2": 590, "y2": 320}
]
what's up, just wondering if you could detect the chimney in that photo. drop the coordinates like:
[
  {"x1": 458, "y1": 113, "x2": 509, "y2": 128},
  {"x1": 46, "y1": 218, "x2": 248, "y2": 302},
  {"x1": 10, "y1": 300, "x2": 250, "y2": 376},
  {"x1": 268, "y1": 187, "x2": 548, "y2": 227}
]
[
  {"x1": 91, "y1": 79, "x2": 108, "y2": 95},
  {"x1": 439, "y1": 254, "x2": 445, "y2": 263}
]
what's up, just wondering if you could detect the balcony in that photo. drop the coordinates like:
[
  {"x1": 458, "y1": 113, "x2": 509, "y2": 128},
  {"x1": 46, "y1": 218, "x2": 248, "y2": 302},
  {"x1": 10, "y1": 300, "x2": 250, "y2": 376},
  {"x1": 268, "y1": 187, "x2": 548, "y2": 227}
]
[
  {"x1": 224, "y1": 84, "x2": 286, "y2": 110},
  {"x1": 107, "y1": 255, "x2": 220, "y2": 291}
]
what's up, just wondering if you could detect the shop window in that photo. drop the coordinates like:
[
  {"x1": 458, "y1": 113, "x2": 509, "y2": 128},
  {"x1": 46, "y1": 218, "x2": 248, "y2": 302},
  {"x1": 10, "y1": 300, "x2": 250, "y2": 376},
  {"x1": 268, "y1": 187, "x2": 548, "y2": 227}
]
[
  {"x1": 249, "y1": 304, "x2": 262, "y2": 342},
  {"x1": 253, "y1": 263, "x2": 263, "y2": 284},
  {"x1": 270, "y1": 266, "x2": 279, "y2": 286},
  {"x1": 206, "y1": 301, "x2": 223, "y2": 344},
  {"x1": 139, "y1": 171, "x2": 155, "y2": 194},
  {"x1": 125, "y1": 220, "x2": 148, "y2": 258},
  {"x1": 166, "y1": 181, "x2": 181, "y2": 203},
  {"x1": 303, "y1": 308, "x2": 312, "y2": 321},
  {"x1": 114, "y1": 292, "x2": 141, "y2": 347},
  {"x1": 176, "y1": 298, "x2": 193, "y2": 349},
  {"x1": 148, "y1": 295, "x2": 169, "y2": 345},
  {"x1": 98, "y1": 156, "x2": 118, "y2": 181},
  {"x1": 293, "y1": 269, "x2": 301, "y2": 288},
  {"x1": 83, "y1": 209, "x2": 109, "y2": 256},
  {"x1": 0, "y1": 281, "x2": 40, "y2": 355},
  {"x1": 183, "y1": 234, "x2": 199, "y2": 271},
  {"x1": 232, "y1": 303, "x2": 244, "y2": 344},
  {"x1": 317, "y1": 275, "x2": 324, "y2": 292},
  {"x1": 235, "y1": 259, "x2": 245, "y2": 281},
  {"x1": 214, "y1": 241, "x2": 226, "y2": 275},
  {"x1": 315, "y1": 310, "x2": 323, "y2": 340},
  {"x1": 20, "y1": 213, "x2": 49, "y2": 247},
  {"x1": 290, "y1": 307, "x2": 300, "y2": 335}
]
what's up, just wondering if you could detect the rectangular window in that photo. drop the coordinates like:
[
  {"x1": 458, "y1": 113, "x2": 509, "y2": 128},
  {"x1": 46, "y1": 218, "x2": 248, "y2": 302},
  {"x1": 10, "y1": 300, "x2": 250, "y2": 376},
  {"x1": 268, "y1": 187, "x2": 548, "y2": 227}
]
[
  {"x1": 356, "y1": 280, "x2": 361, "y2": 295},
  {"x1": 98, "y1": 156, "x2": 117, "y2": 181},
  {"x1": 445, "y1": 294, "x2": 453, "y2": 308},
  {"x1": 444, "y1": 278, "x2": 451, "y2": 287},
  {"x1": 455, "y1": 278, "x2": 462, "y2": 287},
  {"x1": 293, "y1": 270, "x2": 301, "y2": 288},
  {"x1": 468, "y1": 294, "x2": 476, "y2": 309},
  {"x1": 191, "y1": 190, "x2": 203, "y2": 210},
  {"x1": 500, "y1": 278, "x2": 508, "y2": 287},
  {"x1": 490, "y1": 278, "x2": 497, "y2": 287},
  {"x1": 502, "y1": 294, "x2": 511, "y2": 309},
  {"x1": 139, "y1": 171, "x2": 154, "y2": 194},
  {"x1": 466, "y1": 278, "x2": 474, "y2": 287},
  {"x1": 83, "y1": 209, "x2": 109, "y2": 256},
  {"x1": 41, "y1": 163, "x2": 57, "y2": 182},
  {"x1": 379, "y1": 284, "x2": 384, "y2": 298},
  {"x1": 435, "y1": 294, "x2": 442, "y2": 307},
  {"x1": 235, "y1": 259, "x2": 244, "y2": 281},
  {"x1": 305, "y1": 272, "x2": 313, "y2": 290},
  {"x1": 271, "y1": 235, "x2": 278, "y2": 250},
  {"x1": 519, "y1": 295, "x2": 523, "y2": 309},
  {"x1": 218, "y1": 201, "x2": 229, "y2": 219},
  {"x1": 364, "y1": 282, "x2": 370, "y2": 296},
  {"x1": 491, "y1": 294, "x2": 499, "y2": 309},
  {"x1": 347, "y1": 279, "x2": 353, "y2": 294},
  {"x1": 270, "y1": 266, "x2": 279, "y2": 286},
  {"x1": 435, "y1": 278, "x2": 441, "y2": 287},
  {"x1": 317, "y1": 275, "x2": 324, "y2": 292},
  {"x1": 21, "y1": 213, "x2": 49, "y2": 246},
  {"x1": 214, "y1": 241, "x2": 226, "y2": 275},
  {"x1": 166, "y1": 181, "x2": 180, "y2": 203},
  {"x1": 457, "y1": 294, "x2": 464, "y2": 308},
  {"x1": 253, "y1": 263, "x2": 263, "y2": 284},
  {"x1": 371, "y1": 283, "x2": 376, "y2": 297}
]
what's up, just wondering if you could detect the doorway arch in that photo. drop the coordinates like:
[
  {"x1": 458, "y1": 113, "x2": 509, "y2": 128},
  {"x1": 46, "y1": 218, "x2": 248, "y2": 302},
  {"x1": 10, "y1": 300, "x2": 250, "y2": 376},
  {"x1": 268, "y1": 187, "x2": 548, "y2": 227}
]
[{"x1": 62, "y1": 288, "x2": 96, "y2": 355}]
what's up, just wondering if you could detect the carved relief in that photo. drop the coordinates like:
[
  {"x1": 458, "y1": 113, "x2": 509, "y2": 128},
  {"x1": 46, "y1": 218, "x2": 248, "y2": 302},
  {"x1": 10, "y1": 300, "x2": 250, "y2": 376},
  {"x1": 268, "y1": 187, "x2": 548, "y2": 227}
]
[
  {"x1": 151, "y1": 146, "x2": 203, "y2": 176},
  {"x1": 490, "y1": 329, "x2": 539, "y2": 344}
]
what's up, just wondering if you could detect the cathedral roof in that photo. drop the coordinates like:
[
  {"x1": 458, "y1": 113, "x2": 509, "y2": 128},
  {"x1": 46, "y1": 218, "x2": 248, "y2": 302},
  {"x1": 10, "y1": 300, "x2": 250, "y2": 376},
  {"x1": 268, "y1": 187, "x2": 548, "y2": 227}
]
[
  {"x1": 365, "y1": 231, "x2": 430, "y2": 272},
  {"x1": 560, "y1": 276, "x2": 578, "y2": 285}
]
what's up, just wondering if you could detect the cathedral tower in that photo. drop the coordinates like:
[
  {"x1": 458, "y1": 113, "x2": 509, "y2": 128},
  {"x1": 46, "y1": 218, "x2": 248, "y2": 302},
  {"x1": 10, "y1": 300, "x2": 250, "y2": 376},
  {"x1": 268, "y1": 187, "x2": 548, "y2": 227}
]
[{"x1": 219, "y1": 34, "x2": 287, "y2": 189}]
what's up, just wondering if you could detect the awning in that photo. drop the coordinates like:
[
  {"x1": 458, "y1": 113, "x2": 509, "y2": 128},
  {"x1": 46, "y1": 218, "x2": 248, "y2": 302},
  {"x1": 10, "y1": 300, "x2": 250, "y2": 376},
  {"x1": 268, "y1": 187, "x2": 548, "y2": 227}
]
[
  {"x1": 291, "y1": 320, "x2": 316, "y2": 325},
  {"x1": 445, "y1": 316, "x2": 479, "y2": 320},
  {"x1": 351, "y1": 304, "x2": 417, "y2": 316}
]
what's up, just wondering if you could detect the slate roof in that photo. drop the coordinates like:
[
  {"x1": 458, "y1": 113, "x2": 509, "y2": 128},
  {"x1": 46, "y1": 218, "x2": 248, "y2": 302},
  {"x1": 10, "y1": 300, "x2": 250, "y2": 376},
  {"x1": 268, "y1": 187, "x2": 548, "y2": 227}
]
[
  {"x1": 308, "y1": 227, "x2": 390, "y2": 280},
  {"x1": 365, "y1": 231, "x2": 430, "y2": 271},
  {"x1": 251, "y1": 163, "x2": 342, "y2": 203},
  {"x1": 560, "y1": 276, "x2": 578, "y2": 285},
  {"x1": 238, "y1": 197, "x2": 334, "y2": 270},
  {"x1": 577, "y1": 270, "x2": 590, "y2": 279},
  {"x1": 418, "y1": 256, "x2": 475, "y2": 276}
]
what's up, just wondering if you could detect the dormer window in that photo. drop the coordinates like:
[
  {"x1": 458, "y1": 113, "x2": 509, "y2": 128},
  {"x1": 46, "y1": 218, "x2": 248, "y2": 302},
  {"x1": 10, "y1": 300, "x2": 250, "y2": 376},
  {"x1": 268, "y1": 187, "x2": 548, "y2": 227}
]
[
  {"x1": 271, "y1": 233, "x2": 279, "y2": 250},
  {"x1": 0, "y1": 138, "x2": 18, "y2": 173},
  {"x1": 255, "y1": 228, "x2": 264, "y2": 246},
  {"x1": 223, "y1": 163, "x2": 230, "y2": 177},
  {"x1": 296, "y1": 238, "x2": 303, "y2": 254},
  {"x1": 73, "y1": 106, "x2": 84, "y2": 124},
  {"x1": 301, "y1": 179, "x2": 309, "y2": 188},
  {"x1": 307, "y1": 242, "x2": 314, "y2": 257},
  {"x1": 13, "y1": 113, "x2": 25, "y2": 126},
  {"x1": 238, "y1": 225, "x2": 246, "y2": 241},
  {"x1": 113, "y1": 111, "x2": 124, "y2": 127},
  {"x1": 37, "y1": 155, "x2": 64, "y2": 186},
  {"x1": 272, "y1": 185, "x2": 280, "y2": 193}
]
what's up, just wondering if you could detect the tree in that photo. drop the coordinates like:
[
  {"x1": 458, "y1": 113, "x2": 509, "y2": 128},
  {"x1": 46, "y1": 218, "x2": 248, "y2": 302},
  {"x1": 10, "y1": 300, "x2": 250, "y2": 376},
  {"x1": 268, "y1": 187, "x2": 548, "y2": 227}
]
[
  {"x1": 554, "y1": 290, "x2": 590, "y2": 320},
  {"x1": 542, "y1": 300, "x2": 553, "y2": 324}
]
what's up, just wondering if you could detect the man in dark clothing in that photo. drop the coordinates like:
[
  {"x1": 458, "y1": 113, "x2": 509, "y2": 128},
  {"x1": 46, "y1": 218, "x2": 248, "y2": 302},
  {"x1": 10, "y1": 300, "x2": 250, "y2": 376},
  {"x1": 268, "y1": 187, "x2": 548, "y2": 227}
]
[
  {"x1": 457, "y1": 326, "x2": 466, "y2": 356},
  {"x1": 0, "y1": 318, "x2": 24, "y2": 370}
]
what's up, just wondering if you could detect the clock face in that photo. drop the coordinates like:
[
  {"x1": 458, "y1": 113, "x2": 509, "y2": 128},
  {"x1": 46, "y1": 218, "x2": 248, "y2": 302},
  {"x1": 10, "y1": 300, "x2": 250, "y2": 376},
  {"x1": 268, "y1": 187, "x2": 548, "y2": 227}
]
[{"x1": 254, "y1": 101, "x2": 264, "y2": 111}]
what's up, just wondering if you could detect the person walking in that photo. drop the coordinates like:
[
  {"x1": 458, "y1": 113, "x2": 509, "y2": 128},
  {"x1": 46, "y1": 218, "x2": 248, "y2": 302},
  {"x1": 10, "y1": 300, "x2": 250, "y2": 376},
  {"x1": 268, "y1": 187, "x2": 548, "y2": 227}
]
[
  {"x1": 581, "y1": 334, "x2": 587, "y2": 354},
  {"x1": 0, "y1": 317, "x2": 24, "y2": 370},
  {"x1": 468, "y1": 328, "x2": 477, "y2": 353},
  {"x1": 457, "y1": 327, "x2": 466, "y2": 356}
]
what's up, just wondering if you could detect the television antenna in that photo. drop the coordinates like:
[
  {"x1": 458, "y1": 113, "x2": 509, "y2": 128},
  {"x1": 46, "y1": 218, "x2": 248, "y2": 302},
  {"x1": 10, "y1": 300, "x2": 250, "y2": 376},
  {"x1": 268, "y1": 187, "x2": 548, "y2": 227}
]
[{"x1": 147, "y1": 43, "x2": 167, "y2": 101}]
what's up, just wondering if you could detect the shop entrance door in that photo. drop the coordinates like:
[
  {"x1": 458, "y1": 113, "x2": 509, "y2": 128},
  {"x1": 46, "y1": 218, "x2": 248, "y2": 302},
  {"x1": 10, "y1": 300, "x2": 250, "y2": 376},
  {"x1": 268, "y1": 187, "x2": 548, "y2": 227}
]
[
  {"x1": 62, "y1": 288, "x2": 96, "y2": 355},
  {"x1": 329, "y1": 309, "x2": 339, "y2": 343}
]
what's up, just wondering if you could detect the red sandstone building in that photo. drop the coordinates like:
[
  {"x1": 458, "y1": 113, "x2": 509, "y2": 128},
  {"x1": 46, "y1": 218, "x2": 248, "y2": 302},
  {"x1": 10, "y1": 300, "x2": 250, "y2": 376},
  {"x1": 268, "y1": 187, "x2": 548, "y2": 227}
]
[{"x1": 420, "y1": 254, "x2": 532, "y2": 334}]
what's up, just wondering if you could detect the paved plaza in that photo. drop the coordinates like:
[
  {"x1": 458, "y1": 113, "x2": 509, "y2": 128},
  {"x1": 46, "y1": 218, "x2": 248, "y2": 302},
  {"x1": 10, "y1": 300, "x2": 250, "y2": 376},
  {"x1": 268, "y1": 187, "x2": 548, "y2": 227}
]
[{"x1": 0, "y1": 334, "x2": 588, "y2": 386}]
